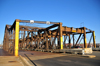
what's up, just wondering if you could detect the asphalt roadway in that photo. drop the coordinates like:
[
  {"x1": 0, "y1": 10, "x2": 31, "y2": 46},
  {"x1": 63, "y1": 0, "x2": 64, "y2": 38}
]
[{"x1": 19, "y1": 50, "x2": 100, "y2": 66}]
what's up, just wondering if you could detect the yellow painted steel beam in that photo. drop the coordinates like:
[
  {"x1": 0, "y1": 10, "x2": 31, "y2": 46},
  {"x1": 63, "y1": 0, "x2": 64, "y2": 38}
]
[
  {"x1": 59, "y1": 23, "x2": 63, "y2": 49},
  {"x1": 61, "y1": 37, "x2": 63, "y2": 49},
  {"x1": 93, "y1": 31, "x2": 96, "y2": 48},
  {"x1": 15, "y1": 21, "x2": 19, "y2": 56}
]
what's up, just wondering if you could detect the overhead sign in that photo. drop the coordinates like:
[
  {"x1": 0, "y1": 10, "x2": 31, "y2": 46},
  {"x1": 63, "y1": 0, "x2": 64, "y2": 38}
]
[
  {"x1": 46, "y1": 21, "x2": 50, "y2": 25},
  {"x1": 30, "y1": 20, "x2": 34, "y2": 24}
]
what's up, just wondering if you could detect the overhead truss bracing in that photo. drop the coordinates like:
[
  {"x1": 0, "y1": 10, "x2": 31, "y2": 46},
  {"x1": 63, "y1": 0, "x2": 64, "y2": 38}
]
[{"x1": 3, "y1": 19, "x2": 96, "y2": 56}]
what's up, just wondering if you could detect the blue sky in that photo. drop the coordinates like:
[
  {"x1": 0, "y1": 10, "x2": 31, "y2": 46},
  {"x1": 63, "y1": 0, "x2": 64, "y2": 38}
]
[{"x1": 0, "y1": 0, "x2": 100, "y2": 44}]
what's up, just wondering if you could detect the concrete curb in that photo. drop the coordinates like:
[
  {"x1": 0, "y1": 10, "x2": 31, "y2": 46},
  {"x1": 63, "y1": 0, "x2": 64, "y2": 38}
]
[
  {"x1": 82, "y1": 55, "x2": 96, "y2": 58},
  {"x1": 19, "y1": 55, "x2": 34, "y2": 66},
  {"x1": 92, "y1": 48, "x2": 100, "y2": 51}
]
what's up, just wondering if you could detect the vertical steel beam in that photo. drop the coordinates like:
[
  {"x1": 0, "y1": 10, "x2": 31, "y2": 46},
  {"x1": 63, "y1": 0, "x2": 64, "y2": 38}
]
[
  {"x1": 46, "y1": 31, "x2": 48, "y2": 50},
  {"x1": 73, "y1": 34, "x2": 74, "y2": 47},
  {"x1": 59, "y1": 23, "x2": 63, "y2": 49},
  {"x1": 15, "y1": 21, "x2": 19, "y2": 56},
  {"x1": 9, "y1": 31, "x2": 11, "y2": 50},
  {"x1": 34, "y1": 29, "x2": 37, "y2": 47},
  {"x1": 57, "y1": 36, "x2": 59, "y2": 49},
  {"x1": 83, "y1": 27, "x2": 87, "y2": 48},
  {"x1": 3, "y1": 40, "x2": 4, "y2": 50},
  {"x1": 22, "y1": 31, "x2": 25, "y2": 48},
  {"x1": 69, "y1": 34, "x2": 71, "y2": 49},
  {"x1": 52, "y1": 37, "x2": 56, "y2": 48},
  {"x1": 63, "y1": 36, "x2": 67, "y2": 48},
  {"x1": 23, "y1": 31, "x2": 25, "y2": 48},
  {"x1": 6, "y1": 28, "x2": 9, "y2": 51},
  {"x1": 38, "y1": 39, "x2": 40, "y2": 49},
  {"x1": 37, "y1": 37, "x2": 39, "y2": 49},
  {"x1": 13, "y1": 28, "x2": 15, "y2": 55},
  {"x1": 31, "y1": 31, "x2": 33, "y2": 45},
  {"x1": 92, "y1": 31, "x2": 96, "y2": 48},
  {"x1": 38, "y1": 31, "x2": 40, "y2": 49},
  {"x1": 51, "y1": 37, "x2": 54, "y2": 48},
  {"x1": 27, "y1": 31, "x2": 29, "y2": 46},
  {"x1": 49, "y1": 37, "x2": 51, "y2": 49},
  {"x1": 63, "y1": 36, "x2": 66, "y2": 48},
  {"x1": 3, "y1": 28, "x2": 6, "y2": 51},
  {"x1": 20, "y1": 31, "x2": 23, "y2": 49}
]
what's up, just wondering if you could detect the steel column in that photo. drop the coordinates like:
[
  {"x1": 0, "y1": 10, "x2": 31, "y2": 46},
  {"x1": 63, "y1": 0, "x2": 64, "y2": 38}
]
[
  {"x1": 59, "y1": 23, "x2": 63, "y2": 49},
  {"x1": 46, "y1": 31, "x2": 48, "y2": 50},
  {"x1": 13, "y1": 28, "x2": 15, "y2": 55},
  {"x1": 69, "y1": 34, "x2": 71, "y2": 49},
  {"x1": 83, "y1": 27, "x2": 87, "y2": 48},
  {"x1": 15, "y1": 21, "x2": 19, "y2": 56},
  {"x1": 73, "y1": 34, "x2": 74, "y2": 47},
  {"x1": 92, "y1": 31, "x2": 96, "y2": 48}
]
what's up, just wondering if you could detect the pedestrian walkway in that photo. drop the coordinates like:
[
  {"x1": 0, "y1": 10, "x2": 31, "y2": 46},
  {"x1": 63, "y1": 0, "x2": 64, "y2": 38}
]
[{"x1": 0, "y1": 49, "x2": 23, "y2": 66}]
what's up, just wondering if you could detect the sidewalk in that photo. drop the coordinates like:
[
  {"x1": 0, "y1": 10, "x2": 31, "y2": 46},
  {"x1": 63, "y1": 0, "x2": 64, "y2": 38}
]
[
  {"x1": 0, "y1": 49, "x2": 23, "y2": 66},
  {"x1": 0, "y1": 56, "x2": 23, "y2": 66}
]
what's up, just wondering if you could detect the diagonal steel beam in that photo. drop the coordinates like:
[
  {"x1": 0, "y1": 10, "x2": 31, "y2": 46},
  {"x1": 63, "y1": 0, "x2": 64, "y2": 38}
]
[{"x1": 75, "y1": 34, "x2": 82, "y2": 46}]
